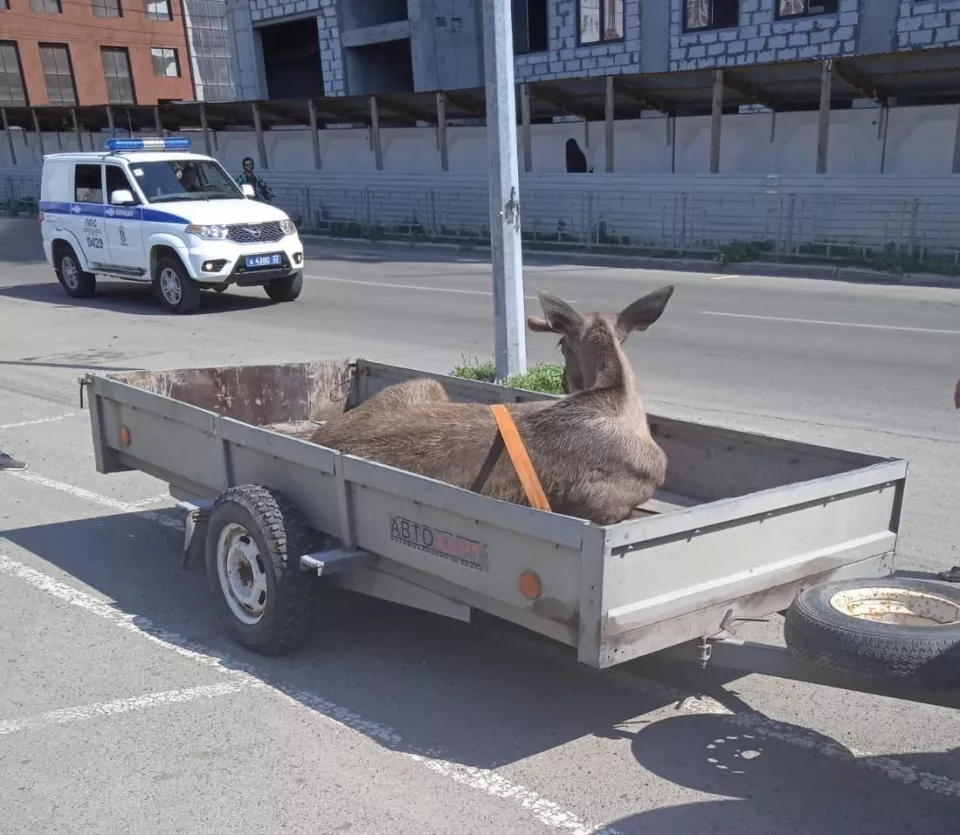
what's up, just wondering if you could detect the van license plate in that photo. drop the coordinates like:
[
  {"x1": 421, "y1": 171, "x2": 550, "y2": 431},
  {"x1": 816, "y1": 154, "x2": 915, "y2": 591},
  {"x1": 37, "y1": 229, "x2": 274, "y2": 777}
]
[{"x1": 245, "y1": 253, "x2": 282, "y2": 268}]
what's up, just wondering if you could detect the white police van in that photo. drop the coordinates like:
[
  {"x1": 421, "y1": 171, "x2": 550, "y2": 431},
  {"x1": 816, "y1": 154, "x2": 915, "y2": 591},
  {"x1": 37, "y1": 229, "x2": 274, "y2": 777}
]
[{"x1": 40, "y1": 137, "x2": 304, "y2": 314}]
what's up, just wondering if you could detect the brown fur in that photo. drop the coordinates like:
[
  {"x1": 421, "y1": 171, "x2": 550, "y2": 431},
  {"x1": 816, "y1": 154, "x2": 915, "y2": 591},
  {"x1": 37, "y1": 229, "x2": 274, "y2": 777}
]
[{"x1": 309, "y1": 286, "x2": 674, "y2": 525}]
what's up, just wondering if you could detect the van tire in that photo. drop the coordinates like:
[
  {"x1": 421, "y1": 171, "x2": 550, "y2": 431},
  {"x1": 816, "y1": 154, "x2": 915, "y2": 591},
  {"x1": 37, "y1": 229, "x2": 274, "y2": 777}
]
[
  {"x1": 55, "y1": 244, "x2": 96, "y2": 299},
  {"x1": 264, "y1": 272, "x2": 303, "y2": 303},
  {"x1": 155, "y1": 255, "x2": 202, "y2": 314}
]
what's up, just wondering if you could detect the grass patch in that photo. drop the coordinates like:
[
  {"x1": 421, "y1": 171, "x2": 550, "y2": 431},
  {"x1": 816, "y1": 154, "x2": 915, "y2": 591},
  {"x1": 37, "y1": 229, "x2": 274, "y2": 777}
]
[{"x1": 451, "y1": 356, "x2": 565, "y2": 395}]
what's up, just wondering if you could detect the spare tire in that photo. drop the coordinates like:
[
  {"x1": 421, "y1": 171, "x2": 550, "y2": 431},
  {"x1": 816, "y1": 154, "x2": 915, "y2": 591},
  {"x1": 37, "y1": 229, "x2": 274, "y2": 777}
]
[{"x1": 784, "y1": 577, "x2": 960, "y2": 689}]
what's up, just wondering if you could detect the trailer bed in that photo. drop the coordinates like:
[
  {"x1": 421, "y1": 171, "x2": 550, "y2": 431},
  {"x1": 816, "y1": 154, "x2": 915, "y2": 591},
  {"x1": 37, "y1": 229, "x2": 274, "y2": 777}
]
[{"x1": 83, "y1": 358, "x2": 907, "y2": 668}]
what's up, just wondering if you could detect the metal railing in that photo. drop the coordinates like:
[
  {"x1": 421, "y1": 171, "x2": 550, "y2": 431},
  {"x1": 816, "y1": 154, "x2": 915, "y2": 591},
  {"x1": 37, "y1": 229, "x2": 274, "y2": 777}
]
[
  {"x1": 7, "y1": 171, "x2": 960, "y2": 265},
  {"x1": 267, "y1": 183, "x2": 960, "y2": 264}
]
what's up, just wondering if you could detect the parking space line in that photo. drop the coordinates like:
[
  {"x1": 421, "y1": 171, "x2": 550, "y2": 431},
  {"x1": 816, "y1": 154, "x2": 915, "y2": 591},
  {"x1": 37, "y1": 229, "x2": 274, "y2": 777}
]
[
  {"x1": 0, "y1": 682, "x2": 260, "y2": 736},
  {"x1": 10, "y1": 470, "x2": 183, "y2": 530},
  {"x1": 0, "y1": 413, "x2": 78, "y2": 430},
  {"x1": 0, "y1": 551, "x2": 619, "y2": 835},
  {"x1": 6, "y1": 469, "x2": 960, "y2": 803}
]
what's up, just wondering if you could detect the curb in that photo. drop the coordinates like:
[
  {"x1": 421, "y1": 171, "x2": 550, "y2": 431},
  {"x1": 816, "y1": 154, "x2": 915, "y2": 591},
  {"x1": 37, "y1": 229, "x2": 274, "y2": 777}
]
[{"x1": 299, "y1": 233, "x2": 960, "y2": 289}]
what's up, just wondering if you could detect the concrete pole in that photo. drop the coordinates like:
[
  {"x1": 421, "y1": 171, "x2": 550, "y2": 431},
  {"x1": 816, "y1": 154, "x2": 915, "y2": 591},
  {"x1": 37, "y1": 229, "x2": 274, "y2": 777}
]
[
  {"x1": 32, "y1": 109, "x2": 45, "y2": 159},
  {"x1": 200, "y1": 103, "x2": 213, "y2": 157},
  {"x1": 482, "y1": 0, "x2": 527, "y2": 380},
  {"x1": 816, "y1": 59, "x2": 833, "y2": 174}
]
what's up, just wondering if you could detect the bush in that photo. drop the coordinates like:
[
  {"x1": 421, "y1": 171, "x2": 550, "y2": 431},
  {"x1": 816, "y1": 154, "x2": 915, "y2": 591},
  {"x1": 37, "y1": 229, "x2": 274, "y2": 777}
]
[{"x1": 451, "y1": 357, "x2": 564, "y2": 395}]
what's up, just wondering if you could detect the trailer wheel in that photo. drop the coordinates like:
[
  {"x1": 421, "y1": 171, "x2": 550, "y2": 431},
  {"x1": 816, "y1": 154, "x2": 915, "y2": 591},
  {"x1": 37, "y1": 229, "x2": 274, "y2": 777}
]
[
  {"x1": 205, "y1": 485, "x2": 317, "y2": 656},
  {"x1": 784, "y1": 577, "x2": 960, "y2": 689}
]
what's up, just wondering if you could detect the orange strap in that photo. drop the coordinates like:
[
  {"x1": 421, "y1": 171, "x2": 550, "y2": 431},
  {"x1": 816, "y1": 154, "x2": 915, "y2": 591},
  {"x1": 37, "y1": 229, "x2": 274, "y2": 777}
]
[{"x1": 489, "y1": 404, "x2": 552, "y2": 512}]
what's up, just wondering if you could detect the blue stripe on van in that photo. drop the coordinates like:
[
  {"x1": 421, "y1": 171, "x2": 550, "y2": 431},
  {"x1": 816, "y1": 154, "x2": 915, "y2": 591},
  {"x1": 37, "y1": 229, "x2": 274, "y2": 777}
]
[{"x1": 40, "y1": 201, "x2": 189, "y2": 225}]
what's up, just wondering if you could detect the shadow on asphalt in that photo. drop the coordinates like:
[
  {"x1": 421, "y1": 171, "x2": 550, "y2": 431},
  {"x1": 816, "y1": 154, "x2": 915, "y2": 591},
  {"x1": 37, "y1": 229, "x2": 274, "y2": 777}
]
[
  {"x1": 0, "y1": 281, "x2": 276, "y2": 316},
  {"x1": 4, "y1": 511, "x2": 959, "y2": 833}
]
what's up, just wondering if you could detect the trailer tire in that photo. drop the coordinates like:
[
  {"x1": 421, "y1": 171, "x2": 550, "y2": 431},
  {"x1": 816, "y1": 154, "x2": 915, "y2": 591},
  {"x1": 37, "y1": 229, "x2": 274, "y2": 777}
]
[
  {"x1": 205, "y1": 484, "x2": 318, "y2": 656},
  {"x1": 784, "y1": 577, "x2": 960, "y2": 689}
]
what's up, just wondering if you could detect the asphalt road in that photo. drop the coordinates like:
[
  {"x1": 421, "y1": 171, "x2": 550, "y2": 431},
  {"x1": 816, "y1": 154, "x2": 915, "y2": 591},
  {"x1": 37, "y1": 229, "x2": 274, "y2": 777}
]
[{"x1": 1, "y1": 218, "x2": 958, "y2": 834}]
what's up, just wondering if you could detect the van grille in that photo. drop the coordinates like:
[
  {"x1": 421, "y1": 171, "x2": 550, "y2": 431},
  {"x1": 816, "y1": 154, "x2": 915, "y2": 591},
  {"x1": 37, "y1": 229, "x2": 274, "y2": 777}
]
[{"x1": 226, "y1": 222, "x2": 284, "y2": 244}]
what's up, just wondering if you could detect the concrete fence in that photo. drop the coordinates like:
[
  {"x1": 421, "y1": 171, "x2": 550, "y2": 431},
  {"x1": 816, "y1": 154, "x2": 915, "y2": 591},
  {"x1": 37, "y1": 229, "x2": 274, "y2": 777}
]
[{"x1": 6, "y1": 168, "x2": 960, "y2": 263}]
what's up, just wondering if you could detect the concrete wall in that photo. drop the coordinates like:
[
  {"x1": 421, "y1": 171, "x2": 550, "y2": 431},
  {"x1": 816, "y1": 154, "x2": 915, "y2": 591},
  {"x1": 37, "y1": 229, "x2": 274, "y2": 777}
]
[
  {"x1": 3, "y1": 102, "x2": 957, "y2": 178},
  {"x1": 408, "y1": 0, "x2": 484, "y2": 91},
  {"x1": 669, "y1": 0, "x2": 859, "y2": 71},
  {"x1": 229, "y1": 0, "x2": 344, "y2": 98},
  {"x1": 514, "y1": 0, "x2": 642, "y2": 82},
  {"x1": 897, "y1": 0, "x2": 960, "y2": 49}
]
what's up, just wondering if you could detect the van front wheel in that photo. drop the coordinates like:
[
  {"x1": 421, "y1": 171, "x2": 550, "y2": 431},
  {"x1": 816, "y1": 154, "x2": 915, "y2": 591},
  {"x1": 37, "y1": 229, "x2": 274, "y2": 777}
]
[
  {"x1": 264, "y1": 272, "x2": 303, "y2": 303},
  {"x1": 155, "y1": 256, "x2": 202, "y2": 314}
]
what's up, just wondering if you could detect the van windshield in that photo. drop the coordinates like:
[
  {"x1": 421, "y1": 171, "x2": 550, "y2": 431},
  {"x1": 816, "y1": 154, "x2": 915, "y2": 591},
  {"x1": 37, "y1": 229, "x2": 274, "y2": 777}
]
[{"x1": 130, "y1": 159, "x2": 242, "y2": 203}]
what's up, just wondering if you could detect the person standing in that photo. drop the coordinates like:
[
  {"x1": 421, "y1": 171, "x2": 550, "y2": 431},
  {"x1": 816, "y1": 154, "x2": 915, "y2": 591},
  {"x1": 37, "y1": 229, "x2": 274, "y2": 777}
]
[{"x1": 235, "y1": 157, "x2": 274, "y2": 203}]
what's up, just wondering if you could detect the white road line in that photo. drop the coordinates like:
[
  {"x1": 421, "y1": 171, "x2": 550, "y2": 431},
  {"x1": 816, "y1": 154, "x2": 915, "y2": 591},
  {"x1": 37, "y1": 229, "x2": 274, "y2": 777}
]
[
  {"x1": 700, "y1": 311, "x2": 960, "y2": 336},
  {"x1": 0, "y1": 413, "x2": 78, "y2": 430},
  {"x1": 10, "y1": 470, "x2": 183, "y2": 530},
  {"x1": 306, "y1": 274, "x2": 573, "y2": 303},
  {"x1": 0, "y1": 682, "x2": 258, "y2": 736},
  {"x1": 0, "y1": 552, "x2": 616, "y2": 835},
  {"x1": 128, "y1": 493, "x2": 172, "y2": 509},
  {"x1": 8, "y1": 470, "x2": 960, "y2": 804}
]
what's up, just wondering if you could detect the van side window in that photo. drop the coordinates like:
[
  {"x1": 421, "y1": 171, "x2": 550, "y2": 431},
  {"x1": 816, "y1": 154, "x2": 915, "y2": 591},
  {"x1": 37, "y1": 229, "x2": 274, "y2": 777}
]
[
  {"x1": 74, "y1": 164, "x2": 104, "y2": 204},
  {"x1": 105, "y1": 166, "x2": 137, "y2": 204}
]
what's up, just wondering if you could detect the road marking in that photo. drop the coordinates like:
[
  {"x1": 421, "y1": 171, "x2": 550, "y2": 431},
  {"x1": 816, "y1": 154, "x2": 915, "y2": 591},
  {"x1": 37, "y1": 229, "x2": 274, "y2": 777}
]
[
  {"x1": 700, "y1": 311, "x2": 960, "y2": 336},
  {"x1": 0, "y1": 552, "x2": 616, "y2": 835},
  {"x1": 0, "y1": 682, "x2": 259, "y2": 736},
  {"x1": 306, "y1": 274, "x2": 574, "y2": 303},
  {"x1": 8, "y1": 469, "x2": 960, "y2": 804},
  {"x1": 480, "y1": 627, "x2": 960, "y2": 801},
  {"x1": 0, "y1": 413, "x2": 77, "y2": 430},
  {"x1": 128, "y1": 493, "x2": 172, "y2": 509},
  {"x1": 10, "y1": 470, "x2": 183, "y2": 530},
  {"x1": 708, "y1": 274, "x2": 741, "y2": 281}
]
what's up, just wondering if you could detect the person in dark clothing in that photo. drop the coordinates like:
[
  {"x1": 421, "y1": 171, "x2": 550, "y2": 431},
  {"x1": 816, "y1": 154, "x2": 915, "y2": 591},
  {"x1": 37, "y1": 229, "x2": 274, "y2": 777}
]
[
  {"x1": 565, "y1": 138, "x2": 589, "y2": 173},
  {"x1": 235, "y1": 157, "x2": 274, "y2": 203}
]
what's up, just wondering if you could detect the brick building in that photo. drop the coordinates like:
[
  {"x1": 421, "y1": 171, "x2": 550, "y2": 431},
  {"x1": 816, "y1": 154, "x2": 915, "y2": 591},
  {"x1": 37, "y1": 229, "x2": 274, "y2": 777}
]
[
  {"x1": 223, "y1": 0, "x2": 960, "y2": 100},
  {"x1": 0, "y1": 0, "x2": 236, "y2": 108}
]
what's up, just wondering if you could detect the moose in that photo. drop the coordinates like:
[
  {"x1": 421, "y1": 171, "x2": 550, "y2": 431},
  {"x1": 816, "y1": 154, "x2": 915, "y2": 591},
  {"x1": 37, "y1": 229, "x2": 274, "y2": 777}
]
[{"x1": 309, "y1": 285, "x2": 675, "y2": 526}]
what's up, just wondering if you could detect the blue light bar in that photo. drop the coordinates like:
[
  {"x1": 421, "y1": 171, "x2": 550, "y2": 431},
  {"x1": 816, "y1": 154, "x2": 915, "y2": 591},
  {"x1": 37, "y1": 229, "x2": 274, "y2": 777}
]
[{"x1": 105, "y1": 136, "x2": 192, "y2": 152}]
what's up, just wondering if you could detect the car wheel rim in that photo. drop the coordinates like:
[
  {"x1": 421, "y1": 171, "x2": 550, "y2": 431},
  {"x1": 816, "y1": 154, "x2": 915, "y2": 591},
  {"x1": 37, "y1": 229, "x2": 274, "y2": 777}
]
[
  {"x1": 217, "y1": 522, "x2": 268, "y2": 625},
  {"x1": 61, "y1": 256, "x2": 79, "y2": 289},
  {"x1": 159, "y1": 267, "x2": 182, "y2": 305},
  {"x1": 829, "y1": 587, "x2": 960, "y2": 627}
]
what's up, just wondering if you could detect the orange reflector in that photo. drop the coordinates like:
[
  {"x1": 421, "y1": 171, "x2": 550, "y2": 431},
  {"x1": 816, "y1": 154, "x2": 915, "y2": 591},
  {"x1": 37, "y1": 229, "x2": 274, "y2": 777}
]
[
  {"x1": 519, "y1": 570, "x2": 542, "y2": 600},
  {"x1": 119, "y1": 425, "x2": 131, "y2": 446}
]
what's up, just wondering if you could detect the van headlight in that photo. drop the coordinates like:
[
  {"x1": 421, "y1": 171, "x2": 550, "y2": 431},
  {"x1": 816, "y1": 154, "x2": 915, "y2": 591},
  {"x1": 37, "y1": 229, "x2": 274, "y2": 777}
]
[
  {"x1": 280, "y1": 219, "x2": 296, "y2": 236},
  {"x1": 185, "y1": 224, "x2": 228, "y2": 240}
]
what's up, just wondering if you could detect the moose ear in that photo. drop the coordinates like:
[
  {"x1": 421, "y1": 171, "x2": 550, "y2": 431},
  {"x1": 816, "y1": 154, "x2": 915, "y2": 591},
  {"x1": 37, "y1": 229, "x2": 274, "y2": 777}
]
[
  {"x1": 536, "y1": 290, "x2": 583, "y2": 335},
  {"x1": 616, "y1": 285, "x2": 674, "y2": 339}
]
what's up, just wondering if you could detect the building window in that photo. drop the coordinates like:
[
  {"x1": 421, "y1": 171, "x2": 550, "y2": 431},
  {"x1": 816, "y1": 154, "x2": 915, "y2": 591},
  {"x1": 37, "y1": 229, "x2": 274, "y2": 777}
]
[
  {"x1": 151, "y1": 47, "x2": 180, "y2": 77},
  {"x1": 579, "y1": 0, "x2": 624, "y2": 45},
  {"x1": 0, "y1": 0, "x2": 9, "y2": 10},
  {"x1": 776, "y1": 0, "x2": 838, "y2": 19},
  {"x1": 29, "y1": 0, "x2": 61, "y2": 12},
  {"x1": 514, "y1": 0, "x2": 549, "y2": 54},
  {"x1": 0, "y1": 41, "x2": 27, "y2": 106},
  {"x1": 144, "y1": 0, "x2": 172, "y2": 20},
  {"x1": 683, "y1": 0, "x2": 739, "y2": 32},
  {"x1": 38, "y1": 44, "x2": 76, "y2": 106},
  {"x1": 101, "y1": 46, "x2": 136, "y2": 104},
  {"x1": 92, "y1": 0, "x2": 121, "y2": 17}
]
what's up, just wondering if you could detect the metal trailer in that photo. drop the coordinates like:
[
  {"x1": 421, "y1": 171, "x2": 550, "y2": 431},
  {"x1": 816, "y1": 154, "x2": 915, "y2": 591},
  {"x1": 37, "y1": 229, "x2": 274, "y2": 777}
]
[{"x1": 80, "y1": 358, "x2": 960, "y2": 708}]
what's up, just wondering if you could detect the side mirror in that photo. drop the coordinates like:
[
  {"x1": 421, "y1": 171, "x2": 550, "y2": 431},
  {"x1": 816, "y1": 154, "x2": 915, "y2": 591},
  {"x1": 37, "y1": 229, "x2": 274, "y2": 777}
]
[
  {"x1": 241, "y1": 183, "x2": 255, "y2": 198},
  {"x1": 111, "y1": 189, "x2": 136, "y2": 206}
]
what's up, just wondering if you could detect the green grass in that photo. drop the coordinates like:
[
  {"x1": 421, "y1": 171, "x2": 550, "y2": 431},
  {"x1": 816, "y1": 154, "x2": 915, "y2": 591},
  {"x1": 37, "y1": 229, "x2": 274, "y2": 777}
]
[{"x1": 451, "y1": 356, "x2": 565, "y2": 395}]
